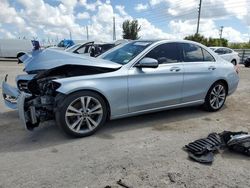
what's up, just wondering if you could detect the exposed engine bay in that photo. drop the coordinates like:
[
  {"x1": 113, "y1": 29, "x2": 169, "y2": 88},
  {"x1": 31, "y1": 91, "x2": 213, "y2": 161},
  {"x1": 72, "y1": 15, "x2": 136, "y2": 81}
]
[{"x1": 22, "y1": 65, "x2": 119, "y2": 130}]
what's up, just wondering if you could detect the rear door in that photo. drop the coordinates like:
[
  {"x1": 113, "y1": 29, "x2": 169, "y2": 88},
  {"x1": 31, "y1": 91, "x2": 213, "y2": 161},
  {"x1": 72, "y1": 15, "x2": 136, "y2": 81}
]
[
  {"x1": 128, "y1": 42, "x2": 184, "y2": 112},
  {"x1": 180, "y1": 43, "x2": 217, "y2": 102}
]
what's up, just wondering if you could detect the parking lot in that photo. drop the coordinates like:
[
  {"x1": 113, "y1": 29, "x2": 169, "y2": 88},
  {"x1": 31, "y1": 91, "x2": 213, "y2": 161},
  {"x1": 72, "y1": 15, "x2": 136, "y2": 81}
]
[{"x1": 0, "y1": 60, "x2": 249, "y2": 188}]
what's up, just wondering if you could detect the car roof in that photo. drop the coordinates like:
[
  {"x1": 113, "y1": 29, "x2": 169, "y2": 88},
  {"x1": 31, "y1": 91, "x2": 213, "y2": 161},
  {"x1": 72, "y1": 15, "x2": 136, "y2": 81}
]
[{"x1": 209, "y1": 46, "x2": 232, "y2": 50}]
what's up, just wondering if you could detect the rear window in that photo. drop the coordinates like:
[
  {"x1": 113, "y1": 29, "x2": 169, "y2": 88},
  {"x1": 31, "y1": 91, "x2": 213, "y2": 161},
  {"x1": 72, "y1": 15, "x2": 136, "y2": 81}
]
[
  {"x1": 202, "y1": 49, "x2": 215, "y2": 62},
  {"x1": 182, "y1": 43, "x2": 203, "y2": 62},
  {"x1": 182, "y1": 43, "x2": 215, "y2": 62}
]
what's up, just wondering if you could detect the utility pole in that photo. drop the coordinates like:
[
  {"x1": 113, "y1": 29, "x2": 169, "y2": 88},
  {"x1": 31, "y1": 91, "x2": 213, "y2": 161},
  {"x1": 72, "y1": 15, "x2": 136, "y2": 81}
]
[
  {"x1": 69, "y1": 30, "x2": 72, "y2": 40},
  {"x1": 219, "y1": 26, "x2": 224, "y2": 39},
  {"x1": 86, "y1": 26, "x2": 89, "y2": 40},
  {"x1": 196, "y1": 0, "x2": 202, "y2": 34},
  {"x1": 219, "y1": 26, "x2": 224, "y2": 46},
  {"x1": 113, "y1": 16, "x2": 116, "y2": 41}
]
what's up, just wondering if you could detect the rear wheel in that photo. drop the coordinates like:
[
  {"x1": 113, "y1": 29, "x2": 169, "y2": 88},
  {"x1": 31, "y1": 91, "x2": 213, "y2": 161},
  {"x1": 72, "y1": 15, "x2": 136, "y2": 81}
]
[
  {"x1": 56, "y1": 91, "x2": 108, "y2": 137},
  {"x1": 204, "y1": 82, "x2": 227, "y2": 112}
]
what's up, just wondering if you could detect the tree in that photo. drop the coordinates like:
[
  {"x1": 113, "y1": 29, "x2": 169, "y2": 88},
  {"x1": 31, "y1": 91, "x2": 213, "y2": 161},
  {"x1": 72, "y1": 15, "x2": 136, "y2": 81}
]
[
  {"x1": 184, "y1": 33, "x2": 208, "y2": 45},
  {"x1": 184, "y1": 34, "x2": 228, "y2": 47},
  {"x1": 122, "y1": 20, "x2": 141, "y2": 40}
]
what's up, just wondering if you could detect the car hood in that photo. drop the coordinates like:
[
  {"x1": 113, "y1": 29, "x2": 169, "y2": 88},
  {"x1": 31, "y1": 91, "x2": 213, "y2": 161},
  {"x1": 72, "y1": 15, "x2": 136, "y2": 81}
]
[{"x1": 19, "y1": 48, "x2": 121, "y2": 73}]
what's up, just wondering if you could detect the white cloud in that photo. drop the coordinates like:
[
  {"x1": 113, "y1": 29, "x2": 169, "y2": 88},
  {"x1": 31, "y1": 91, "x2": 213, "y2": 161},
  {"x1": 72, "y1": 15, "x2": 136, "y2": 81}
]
[
  {"x1": 115, "y1": 5, "x2": 127, "y2": 16},
  {"x1": 169, "y1": 19, "x2": 248, "y2": 42},
  {"x1": 78, "y1": 0, "x2": 102, "y2": 11},
  {"x1": 138, "y1": 18, "x2": 174, "y2": 39},
  {"x1": 0, "y1": 0, "x2": 25, "y2": 28},
  {"x1": 135, "y1": 3, "x2": 149, "y2": 12},
  {"x1": 0, "y1": 0, "x2": 248, "y2": 43},
  {"x1": 76, "y1": 12, "x2": 90, "y2": 20}
]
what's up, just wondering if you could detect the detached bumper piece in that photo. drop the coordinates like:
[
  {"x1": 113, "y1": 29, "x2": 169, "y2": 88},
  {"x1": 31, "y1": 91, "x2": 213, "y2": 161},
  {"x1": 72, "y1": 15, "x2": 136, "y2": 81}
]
[{"x1": 184, "y1": 131, "x2": 250, "y2": 164}]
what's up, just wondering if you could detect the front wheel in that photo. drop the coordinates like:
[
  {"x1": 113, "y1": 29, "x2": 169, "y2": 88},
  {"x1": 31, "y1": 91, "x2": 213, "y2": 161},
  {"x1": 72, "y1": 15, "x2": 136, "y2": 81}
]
[
  {"x1": 204, "y1": 82, "x2": 227, "y2": 112},
  {"x1": 56, "y1": 91, "x2": 108, "y2": 138}
]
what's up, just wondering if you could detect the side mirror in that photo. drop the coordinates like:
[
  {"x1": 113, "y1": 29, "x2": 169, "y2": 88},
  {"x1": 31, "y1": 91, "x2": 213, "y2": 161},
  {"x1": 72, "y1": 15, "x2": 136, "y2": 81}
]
[{"x1": 135, "y1": 57, "x2": 159, "y2": 68}]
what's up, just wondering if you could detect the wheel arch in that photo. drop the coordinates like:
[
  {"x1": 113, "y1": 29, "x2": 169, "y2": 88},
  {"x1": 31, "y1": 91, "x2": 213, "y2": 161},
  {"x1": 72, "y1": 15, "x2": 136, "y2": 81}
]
[
  {"x1": 16, "y1": 51, "x2": 25, "y2": 58},
  {"x1": 210, "y1": 79, "x2": 229, "y2": 95},
  {"x1": 231, "y1": 59, "x2": 237, "y2": 65},
  {"x1": 58, "y1": 88, "x2": 111, "y2": 120}
]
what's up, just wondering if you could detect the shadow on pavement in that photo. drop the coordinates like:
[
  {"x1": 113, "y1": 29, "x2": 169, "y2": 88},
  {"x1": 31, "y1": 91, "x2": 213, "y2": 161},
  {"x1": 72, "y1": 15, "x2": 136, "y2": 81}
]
[{"x1": 0, "y1": 105, "x2": 223, "y2": 153}]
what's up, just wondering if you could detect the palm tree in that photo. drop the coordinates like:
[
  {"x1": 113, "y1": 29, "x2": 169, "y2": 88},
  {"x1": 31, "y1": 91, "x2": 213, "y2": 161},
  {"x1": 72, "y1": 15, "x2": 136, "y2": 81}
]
[{"x1": 122, "y1": 20, "x2": 141, "y2": 40}]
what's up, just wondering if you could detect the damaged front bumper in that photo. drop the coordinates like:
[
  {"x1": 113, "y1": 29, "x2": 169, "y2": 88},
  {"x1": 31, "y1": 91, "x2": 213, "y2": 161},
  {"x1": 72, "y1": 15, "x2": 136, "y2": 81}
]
[
  {"x1": 17, "y1": 92, "x2": 41, "y2": 131},
  {"x1": 17, "y1": 92, "x2": 33, "y2": 130},
  {"x1": 2, "y1": 75, "x2": 37, "y2": 130},
  {"x1": 2, "y1": 75, "x2": 20, "y2": 109}
]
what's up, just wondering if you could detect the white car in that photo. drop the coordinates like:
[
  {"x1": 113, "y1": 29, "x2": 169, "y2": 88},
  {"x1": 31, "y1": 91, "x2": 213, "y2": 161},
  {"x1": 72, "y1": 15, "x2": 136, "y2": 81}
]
[
  {"x1": 0, "y1": 39, "x2": 38, "y2": 58},
  {"x1": 209, "y1": 47, "x2": 240, "y2": 65}
]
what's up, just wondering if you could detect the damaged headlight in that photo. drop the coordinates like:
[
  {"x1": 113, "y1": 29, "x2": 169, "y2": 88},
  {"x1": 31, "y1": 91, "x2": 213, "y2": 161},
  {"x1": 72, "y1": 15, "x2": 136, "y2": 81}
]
[{"x1": 27, "y1": 78, "x2": 61, "y2": 96}]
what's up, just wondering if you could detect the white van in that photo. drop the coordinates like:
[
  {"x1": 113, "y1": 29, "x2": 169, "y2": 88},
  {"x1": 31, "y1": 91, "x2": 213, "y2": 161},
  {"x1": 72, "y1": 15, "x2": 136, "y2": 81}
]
[{"x1": 0, "y1": 39, "x2": 37, "y2": 58}]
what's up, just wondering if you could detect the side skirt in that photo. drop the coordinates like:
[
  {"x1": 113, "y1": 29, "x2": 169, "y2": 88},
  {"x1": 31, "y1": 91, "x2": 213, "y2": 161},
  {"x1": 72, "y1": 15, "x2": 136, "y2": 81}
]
[{"x1": 110, "y1": 100, "x2": 204, "y2": 120}]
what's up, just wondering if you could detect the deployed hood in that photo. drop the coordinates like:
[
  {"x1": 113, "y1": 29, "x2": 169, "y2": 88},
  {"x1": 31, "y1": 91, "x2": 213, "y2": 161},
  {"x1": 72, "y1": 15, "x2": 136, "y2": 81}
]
[{"x1": 19, "y1": 48, "x2": 121, "y2": 73}]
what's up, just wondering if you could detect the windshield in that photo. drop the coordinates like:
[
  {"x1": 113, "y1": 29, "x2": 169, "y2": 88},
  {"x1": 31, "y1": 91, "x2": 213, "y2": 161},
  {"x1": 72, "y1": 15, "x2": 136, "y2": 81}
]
[
  {"x1": 65, "y1": 43, "x2": 82, "y2": 52},
  {"x1": 100, "y1": 41, "x2": 153, "y2": 65}
]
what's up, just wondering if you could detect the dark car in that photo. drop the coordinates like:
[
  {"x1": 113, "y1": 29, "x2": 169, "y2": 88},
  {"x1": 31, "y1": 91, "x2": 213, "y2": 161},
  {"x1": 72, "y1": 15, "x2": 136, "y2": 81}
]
[{"x1": 244, "y1": 56, "x2": 250, "y2": 67}]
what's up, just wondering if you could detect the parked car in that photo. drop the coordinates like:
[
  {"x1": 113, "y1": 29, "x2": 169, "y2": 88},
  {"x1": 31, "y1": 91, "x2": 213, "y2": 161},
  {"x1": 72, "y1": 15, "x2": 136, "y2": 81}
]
[
  {"x1": 65, "y1": 41, "x2": 119, "y2": 57},
  {"x1": 2, "y1": 40, "x2": 239, "y2": 137},
  {"x1": 48, "y1": 39, "x2": 87, "y2": 50},
  {"x1": 0, "y1": 39, "x2": 39, "y2": 58},
  {"x1": 244, "y1": 56, "x2": 250, "y2": 67},
  {"x1": 209, "y1": 47, "x2": 240, "y2": 65}
]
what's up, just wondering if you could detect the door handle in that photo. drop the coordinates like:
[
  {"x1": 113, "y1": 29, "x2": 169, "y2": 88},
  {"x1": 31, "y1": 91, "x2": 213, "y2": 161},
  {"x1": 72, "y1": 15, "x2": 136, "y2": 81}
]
[
  {"x1": 170, "y1": 67, "x2": 181, "y2": 72},
  {"x1": 208, "y1": 66, "x2": 216, "y2": 71}
]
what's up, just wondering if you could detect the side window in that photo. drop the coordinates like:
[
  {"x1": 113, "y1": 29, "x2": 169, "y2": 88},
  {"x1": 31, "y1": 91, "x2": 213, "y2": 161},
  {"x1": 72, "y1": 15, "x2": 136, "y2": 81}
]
[
  {"x1": 215, "y1": 48, "x2": 224, "y2": 55},
  {"x1": 202, "y1": 49, "x2": 215, "y2": 62},
  {"x1": 76, "y1": 46, "x2": 86, "y2": 54},
  {"x1": 182, "y1": 43, "x2": 203, "y2": 62},
  {"x1": 145, "y1": 43, "x2": 180, "y2": 64},
  {"x1": 225, "y1": 48, "x2": 232, "y2": 54}
]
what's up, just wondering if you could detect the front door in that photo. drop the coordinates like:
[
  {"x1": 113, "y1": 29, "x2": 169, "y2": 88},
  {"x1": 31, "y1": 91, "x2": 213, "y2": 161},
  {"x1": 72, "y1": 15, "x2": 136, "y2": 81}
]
[{"x1": 128, "y1": 42, "x2": 184, "y2": 113}]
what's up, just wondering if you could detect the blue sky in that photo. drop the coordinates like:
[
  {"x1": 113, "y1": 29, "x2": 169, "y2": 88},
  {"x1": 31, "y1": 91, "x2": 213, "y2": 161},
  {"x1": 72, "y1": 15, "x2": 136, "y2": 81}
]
[{"x1": 0, "y1": 0, "x2": 249, "y2": 43}]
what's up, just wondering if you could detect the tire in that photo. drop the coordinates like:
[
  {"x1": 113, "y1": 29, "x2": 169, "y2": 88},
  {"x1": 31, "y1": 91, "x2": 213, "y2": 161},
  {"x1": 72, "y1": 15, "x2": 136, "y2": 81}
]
[
  {"x1": 55, "y1": 91, "x2": 108, "y2": 138},
  {"x1": 203, "y1": 82, "x2": 227, "y2": 112},
  {"x1": 245, "y1": 61, "x2": 250, "y2": 68},
  {"x1": 231, "y1": 60, "x2": 237, "y2": 66}
]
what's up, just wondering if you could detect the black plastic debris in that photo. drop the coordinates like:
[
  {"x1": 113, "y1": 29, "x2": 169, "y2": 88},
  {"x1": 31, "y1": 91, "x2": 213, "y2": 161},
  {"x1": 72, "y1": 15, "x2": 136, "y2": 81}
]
[
  {"x1": 117, "y1": 179, "x2": 132, "y2": 188},
  {"x1": 184, "y1": 133, "x2": 222, "y2": 163},
  {"x1": 221, "y1": 131, "x2": 250, "y2": 156},
  {"x1": 184, "y1": 131, "x2": 250, "y2": 164}
]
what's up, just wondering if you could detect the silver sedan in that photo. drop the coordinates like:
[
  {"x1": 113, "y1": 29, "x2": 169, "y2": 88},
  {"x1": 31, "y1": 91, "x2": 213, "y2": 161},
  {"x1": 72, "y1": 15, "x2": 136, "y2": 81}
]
[{"x1": 2, "y1": 40, "x2": 239, "y2": 137}]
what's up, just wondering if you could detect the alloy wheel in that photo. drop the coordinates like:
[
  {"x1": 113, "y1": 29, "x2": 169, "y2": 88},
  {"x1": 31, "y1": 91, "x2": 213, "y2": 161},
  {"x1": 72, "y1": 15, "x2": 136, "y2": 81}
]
[
  {"x1": 209, "y1": 84, "x2": 226, "y2": 110},
  {"x1": 65, "y1": 96, "x2": 103, "y2": 134}
]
